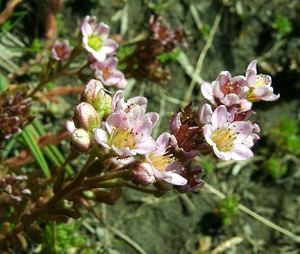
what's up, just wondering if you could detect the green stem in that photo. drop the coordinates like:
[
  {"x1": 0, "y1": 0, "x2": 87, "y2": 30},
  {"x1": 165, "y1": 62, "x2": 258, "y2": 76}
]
[
  {"x1": 28, "y1": 45, "x2": 83, "y2": 97},
  {"x1": 51, "y1": 222, "x2": 57, "y2": 254},
  {"x1": 183, "y1": 8, "x2": 223, "y2": 106},
  {"x1": 202, "y1": 180, "x2": 300, "y2": 243},
  {"x1": 122, "y1": 182, "x2": 160, "y2": 195},
  {"x1": 82, "y1": 170, "x2": 129, "y2": 188}
]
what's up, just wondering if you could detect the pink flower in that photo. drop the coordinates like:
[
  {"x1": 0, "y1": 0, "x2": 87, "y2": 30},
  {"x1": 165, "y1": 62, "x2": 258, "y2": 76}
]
[
  {"x1": 93, "y1": 111, "x2": 158, "y2": 157},
  {"x1": 145, "y1": 132, "x2": 187, "y2": 186},
  {"x1": 111, "y1": 91, "x2": 155, "y2": 122},
  {"x1": 51, "y1": 40, "x2": 72, "y2": 61},
  {"x1": 245, "y1": 60, "x2": 280, "y2": 102},
  {"x1": 81, "y1": 16, "x2": 118, "y2": 61},
  {"x1": 91, "y1": 57, "x2": 127, "y2": 89},
  {"x1": 203, "y1": 105, "x2": 256, "y2": 161},
  {"x1": 201, "y1": 71, "x2": 249, "y2": 107}
]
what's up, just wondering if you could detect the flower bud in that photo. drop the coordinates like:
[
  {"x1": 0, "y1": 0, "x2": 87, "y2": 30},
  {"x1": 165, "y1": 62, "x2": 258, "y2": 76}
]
[
  {"x1": 81, "y1": 79, "x2": 112, "y2": 119},
  {"x1": 132, "y1": 163, "x2": 156, "y2": 186},
  {"x1": 81, "y1": 79, "x2": 104, "y2": 106},
  {"x1": 74, "y1": 102, "x2": 100, "y2": 132},
  {"x1": 70, "y1": 128, "x2": 91, "y2": 151},
  {"x1": 51, "y1": 40, "x2": 72, "y2": 61}
]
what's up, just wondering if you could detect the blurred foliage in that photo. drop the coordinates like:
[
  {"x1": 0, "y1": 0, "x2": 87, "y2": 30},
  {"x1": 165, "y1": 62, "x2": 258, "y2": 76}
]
[
  {"x1": 264, "y1": 156, "x2": 288, "y2": 179},
  {"x1": 43, "y1": 222, "x2": 96, "y2": 254},
  {"x1": 219, "y1": 196, "x2": 240, "y2": 226}
]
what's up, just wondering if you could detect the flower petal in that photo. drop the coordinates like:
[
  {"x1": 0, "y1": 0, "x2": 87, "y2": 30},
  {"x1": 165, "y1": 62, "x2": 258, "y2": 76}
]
[
  {"x1": 211, "y1": 105, "x2": 231, "y2": 128},
  {"x1": 198, "y1": 103, "x2": 213, "y2": 125},
  {"x1": 153, "y1": 170, "x2": 187, "y2": 186},
  {"x1": 93, "y1": 128, "x2": 110, "y2": 149},
  {"x1": 66, "y1": 120, "x2": 76, "y2": 133},
  {"x1": 213, "y1": 146, "x2": 232, "y2": 161},
  {"x1": 217, "y1": 71, "x2": 231, "y2": 87},
  {"x1": 229, "y1": 121, "x2": 252, "y2": 142},
  {"x1": 221, "y1": 94, "x2": 240, "y2": 106},
  {"x1": 112, "y1": 90, "x2": 124, "y2": 112},
  {"x1": 203, "y1": 124, "x2": 215, "y2": 146},
  {"x1": 106, "y1": 113, "x2": 131, "y2": 130},
  {"x1": 170, "y1": 113, "x2": 181, "y2": 134},
  {"x1": 102, "y1": 39, "x2": 118, "y2": 54},
  {"x1": 201, "y1": 82, "x2": 216, "y2": 104},
  {"x1": 112, "y1": 146, "x2": 136, "y2": 157},
  {"x1": 155, "y1": 132, "x2": 172, "y2": 155},
  {"x1": 229, "y1": 144, "x2": 253, "y2": 160},
  {"x1": 145, "y1": 112, "x2": 159, "y2": 126},
  {"x1": 246, "y1": 60, "x2": 257, "y2": 86},
  {"x1": 134, "y1": 138, "x2": 157, "y2": 154},
  {"x1": 97, "y1": 23, "x2": 110, "y2": 38}
]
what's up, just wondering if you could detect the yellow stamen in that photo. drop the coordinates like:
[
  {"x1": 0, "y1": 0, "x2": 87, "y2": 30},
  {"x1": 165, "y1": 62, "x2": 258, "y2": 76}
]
[
  {"x1": 111, "y1": 129, "x2": 136, "y2": 148},
  {"x1": 211, "y1": 128, "x2": 235, "y2": 151},
  {"x1": 149, "y1": 154, "x2": 174, "y2": 171},
  {"x1": 255, "y1": 74, "x2": 268, "y2": 87},
  {"x1": 88, "y1": 35, "x2": 103, "y2": 51}
]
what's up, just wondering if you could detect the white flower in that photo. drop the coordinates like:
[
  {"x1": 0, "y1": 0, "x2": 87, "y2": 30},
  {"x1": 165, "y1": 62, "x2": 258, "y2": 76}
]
[
  {"x1": 203, "y1": 105, "x2": 256, "y2": 161},
  {"x1": 245, "y1": 60, "x2": 280, "y2": 102},
  {"x1": 145, "y1": 132, "x2": 187, "y2": 186},
  {"x1": 81, "y1": 16, "x2": 118, "y2": 61}
]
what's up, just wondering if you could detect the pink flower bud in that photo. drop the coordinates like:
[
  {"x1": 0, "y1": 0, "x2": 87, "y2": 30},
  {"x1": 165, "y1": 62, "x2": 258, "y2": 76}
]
[
  {"x1": 51, "y1": 40, "x2": 72, "y2": 61},
  {"x1": 132, "y1": 163, "x2": 156, "y2": 186},
  {"x1": 74, "y1": 102, "x2": 100, "y2": 132},
  {"x1": 70, "y1": 128, "x2": 91, "y2": 151},
  {"x1": 81, "y1": 79, "x2": 112, "y2": 119}
]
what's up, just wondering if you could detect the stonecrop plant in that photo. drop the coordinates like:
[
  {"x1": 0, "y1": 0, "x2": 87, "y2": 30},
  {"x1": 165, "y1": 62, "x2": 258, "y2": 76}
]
[{"x1": 3, "y1": 13, "x2": 293, "y2": 252}]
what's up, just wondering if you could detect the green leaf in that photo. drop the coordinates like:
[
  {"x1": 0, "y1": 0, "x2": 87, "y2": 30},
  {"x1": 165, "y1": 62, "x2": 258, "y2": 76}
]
[
  {"x1": 274, "y1": 15, "x2": 292, "y2": 36},
  {"x1": 0, "y1": 73, "x2": 9, "y2": 92},
  {"x1": 32, "y1": 120, "x2": 73, "y2": 175},
  {"x1": 21, "y1": 126, "x2": 51, "y2": 178},
  {"x1": 1, "y1": 136, "x2": 17, "y2": 159},
  {"x1": 158, "y1": 48, "x2": 181, "y2": 63},
  {"x1": 27, "y1": 125, "x2": 61, "y2": 168}
]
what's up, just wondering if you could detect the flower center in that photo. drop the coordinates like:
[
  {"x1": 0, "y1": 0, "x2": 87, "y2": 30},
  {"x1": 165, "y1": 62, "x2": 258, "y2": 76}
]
[
  {"x1": 110, "y1": 129, "x2": 136, "y2": 148},
  {"x1": 149, "y1": 154, "x2": 174, "y2": 171},
  {"x1": 211, "y1": 128, "x2": 235, "y2": 151},
  {"x1": 100, "y1": 67, "x2": 111, "y2": 80},
  {"x1": 255, "y1": 74, "x2": 269, "y2": 87},
  {"x1": 56, "y1": 46, "x2": 65, "y2": 58},
  {"x1": 88, "y1": 35, "x2": 103, "y2": 51},
  {"x1": 221, "y1": 81, "x2": 241, "y2": 95}
]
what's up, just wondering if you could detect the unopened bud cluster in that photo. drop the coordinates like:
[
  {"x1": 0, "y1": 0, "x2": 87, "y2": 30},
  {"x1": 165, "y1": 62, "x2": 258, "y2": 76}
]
[
  {"x1": 67, "y1": 79, "x2": 111, "y2": 152},
  {"x1": 0, "y1": 175, "x2": 31, "y2": 202}
]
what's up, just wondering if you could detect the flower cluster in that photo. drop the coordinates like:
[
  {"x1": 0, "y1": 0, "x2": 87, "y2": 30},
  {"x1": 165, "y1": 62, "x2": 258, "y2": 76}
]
[
  {"x1": 201, "y1": 60, "x2": 279, "y2": 111},
  {"x1": 66, "y1": 61, "x2": 278, "y2": 194},
  {"x1": 51, "y1": 16, "x2": 126, "y2": 89},
  {"x1": 67, "y1": 79, "x2": 200, "y2": 188},
  {"x1": 121, "y1": 16, "x2": 186, "y2": 84},
  {"x1": 171, "y1": 60, "x2": 279, "y2": 161}
]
